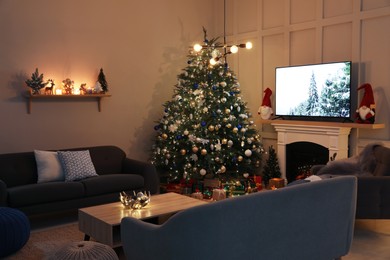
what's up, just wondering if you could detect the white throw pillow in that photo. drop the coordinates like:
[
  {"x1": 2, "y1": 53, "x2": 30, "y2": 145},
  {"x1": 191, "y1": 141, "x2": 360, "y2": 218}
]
[
  {"x1": 34, "y1": 150, "x2": 65, "y2": 183},
  {"x1": 57, "y1": 150, "x2": 98, "y2": 182}
]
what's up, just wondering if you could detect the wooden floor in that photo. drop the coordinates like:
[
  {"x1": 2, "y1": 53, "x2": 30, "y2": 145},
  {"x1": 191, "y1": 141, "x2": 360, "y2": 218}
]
[{"x1": 29, "y1": 212, "x2": 390, "y2": 259}]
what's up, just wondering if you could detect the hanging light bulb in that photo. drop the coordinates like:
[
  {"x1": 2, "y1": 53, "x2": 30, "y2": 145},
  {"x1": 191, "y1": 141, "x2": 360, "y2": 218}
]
[
  {"x1": 245, "y1": 42, "x2": 253, "y2": 49},
  {"x1": 230, "y1": 45, "x2": 238, "y2": 54},
  {"x1": 193, "y1": 44, "x2": 203, "y2": 52}
]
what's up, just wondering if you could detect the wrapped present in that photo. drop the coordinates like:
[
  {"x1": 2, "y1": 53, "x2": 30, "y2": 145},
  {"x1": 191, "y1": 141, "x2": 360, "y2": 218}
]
[
  {"x1": 204, "y1": 178, "x2": 221, "y2": 189},
  {"x1": 269, "y1": 178, "x2": 285, "y2": 189},
  {"x1": 166, "y1": 183, "x2": 182, "y2": 193},
  {"x1": 212, "y1": 189, "x2": 226, "y2": 201}
]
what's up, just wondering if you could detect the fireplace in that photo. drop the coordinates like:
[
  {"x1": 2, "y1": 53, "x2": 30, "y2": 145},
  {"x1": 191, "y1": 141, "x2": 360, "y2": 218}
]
[
  {"x1": 270, "y1": 121, "x2": 352, "y2": 181},
  {"x1": 285, "y1": 141, "x2": 329, "y2": 183}
]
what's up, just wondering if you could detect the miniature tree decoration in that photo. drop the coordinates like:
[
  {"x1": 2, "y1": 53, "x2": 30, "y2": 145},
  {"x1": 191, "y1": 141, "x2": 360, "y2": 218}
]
[
  {"x1": 151, "y1": 29, "x2": 263, "y2": 183},
  {"x1": 262, "y1": 145, "x2": 281, "y2": 186},
  {"x1": 25, "y1": 68, "x2": 48, "y2": 94},
  {"x1": 97, "y1": 68, "x2": 108, "y2": 93}
]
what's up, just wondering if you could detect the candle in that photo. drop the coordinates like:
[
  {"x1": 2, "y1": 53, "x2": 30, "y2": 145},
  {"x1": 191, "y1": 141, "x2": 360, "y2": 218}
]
[{"x1": 55, "y1": 89, "x2": 62, "y2": 95}]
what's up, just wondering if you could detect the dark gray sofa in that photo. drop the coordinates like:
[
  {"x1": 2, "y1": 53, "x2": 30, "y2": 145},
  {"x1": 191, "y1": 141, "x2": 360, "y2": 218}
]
[
  {"x1": 121, "y1": 176, "x2": 357, "y2": 260},
  {"x1": 0, "y1": 146, "x2": 159, "y2": 217},
  {"x1": 312, "y1": 144, "x2": 390, "y2": 219}
]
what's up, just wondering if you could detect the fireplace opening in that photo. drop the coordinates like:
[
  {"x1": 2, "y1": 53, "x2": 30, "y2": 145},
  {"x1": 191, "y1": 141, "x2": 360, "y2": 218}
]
[{"x1": 285, "y1": 142, "x2": 329, "y2": 183}]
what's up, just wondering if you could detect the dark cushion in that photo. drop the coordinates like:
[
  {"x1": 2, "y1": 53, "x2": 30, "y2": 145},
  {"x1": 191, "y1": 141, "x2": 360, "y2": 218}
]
[
  {"x1": 7, "y1": 182, "x2": 84, "y2": 208},
  {"x1": 373, "y1": 146, "x2": 390, "y2": 176},
  {"x1": 0, "y1": 152, "x2": 37, "y2": 187},
  {"x1": 80, "y1": 174, "x2": 144, "y2": 197},
  {"x1": 83, "y1": 146, "x2": 126, "y2": 175}
]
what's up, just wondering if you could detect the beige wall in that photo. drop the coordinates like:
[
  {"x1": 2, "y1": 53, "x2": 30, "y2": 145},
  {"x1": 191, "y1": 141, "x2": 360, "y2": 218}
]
[
  {"x1": 0, "y1": 0, "x2": 216, "y2": 160},
  {"x1": 2, "y1": 0, "x2": 389, "y2": 161},
  {"x1": 225, "y1": 0, "x2": 390, "y2": 155}
]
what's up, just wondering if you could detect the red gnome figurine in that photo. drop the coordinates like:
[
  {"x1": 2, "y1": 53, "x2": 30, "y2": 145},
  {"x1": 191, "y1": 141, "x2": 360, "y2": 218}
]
[
  {"x1": 258, "y1": 87, "x2": 273, "y2": 120},
  {"x1": 356, "y1": 83, "x2": 375, "y2": 124}
]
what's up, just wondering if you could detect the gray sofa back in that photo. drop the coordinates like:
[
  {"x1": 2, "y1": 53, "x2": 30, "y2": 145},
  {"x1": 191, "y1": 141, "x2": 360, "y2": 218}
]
[
  {"x1": 121, "y1": 176, "x2": 357, "y2": 260},
  {"x1": 0, "y1": 146, "x2": 126, "y2": 188}
]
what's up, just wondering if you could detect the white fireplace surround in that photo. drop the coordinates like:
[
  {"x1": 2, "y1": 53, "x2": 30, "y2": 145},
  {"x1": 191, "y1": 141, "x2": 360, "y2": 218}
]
[{"x1": 271, "y1": 122, "x2": 352, "y2": 180}]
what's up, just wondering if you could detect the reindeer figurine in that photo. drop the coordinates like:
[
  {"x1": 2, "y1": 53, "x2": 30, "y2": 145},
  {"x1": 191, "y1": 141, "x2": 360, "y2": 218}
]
[
  {"x1": 80, "y1": 83, "x2": 87, "y2": 95},
  {"x1": 44, "y1": 79, "x2": 55, "y2": 95}
]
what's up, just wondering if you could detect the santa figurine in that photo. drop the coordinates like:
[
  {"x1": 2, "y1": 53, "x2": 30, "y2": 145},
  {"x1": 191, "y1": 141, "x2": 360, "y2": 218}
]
[
  {"x1": 356, "y1": 83, "x2": 375, "y2": 124},
  {"x1": 258, "y1": 87, "x2": 274, "y2": 120}
]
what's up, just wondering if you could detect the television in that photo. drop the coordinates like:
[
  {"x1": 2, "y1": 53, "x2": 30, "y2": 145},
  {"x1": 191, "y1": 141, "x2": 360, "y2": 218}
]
[{"x1": 275, "y1": 61, "x2": 353, "y2": 122}]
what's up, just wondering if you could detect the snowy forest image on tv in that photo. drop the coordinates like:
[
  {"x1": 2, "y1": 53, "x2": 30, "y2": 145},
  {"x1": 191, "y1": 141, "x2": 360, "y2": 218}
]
[{"x1": 275, "y1": 61, "x2": 351, "y2": 118}]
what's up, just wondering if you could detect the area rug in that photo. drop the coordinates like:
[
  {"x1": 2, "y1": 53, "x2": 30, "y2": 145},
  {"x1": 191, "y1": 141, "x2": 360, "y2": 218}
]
[{"x1": 4, "y1": 223, "x2": 84, "y2": 260}]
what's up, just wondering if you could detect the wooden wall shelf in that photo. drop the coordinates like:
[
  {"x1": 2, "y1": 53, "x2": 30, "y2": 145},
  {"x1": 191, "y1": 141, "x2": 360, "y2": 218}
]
[
  {"x1": 26, "y1": 93, "x2": 112, "y2": 113},
  {"x1": 257, "y1": 119, "x2": 385, "y2": 129}
]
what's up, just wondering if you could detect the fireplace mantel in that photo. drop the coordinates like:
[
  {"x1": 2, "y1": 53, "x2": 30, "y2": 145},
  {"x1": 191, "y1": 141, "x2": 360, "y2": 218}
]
[{"x1": 259, "y1": 120, "x2": 385, "y2": 180}]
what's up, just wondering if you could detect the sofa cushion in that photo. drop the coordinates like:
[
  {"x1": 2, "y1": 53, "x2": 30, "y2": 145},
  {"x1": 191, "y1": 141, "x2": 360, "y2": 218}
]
[
  {"x1": 80, "y1": 174, "x2": 144, "y2": 197},
  {"x1": 373, "y1": 146, "x2": 390, "y2": 176},
  {"x1": 58, "y1": 150, "x2": 98, "y2": 181},
  {"x1": 7, "y1": 182, "x2": 85, "y2": 208},
  {"x1": 34, "y1": 150, "x2": 64, "y2": 183}
]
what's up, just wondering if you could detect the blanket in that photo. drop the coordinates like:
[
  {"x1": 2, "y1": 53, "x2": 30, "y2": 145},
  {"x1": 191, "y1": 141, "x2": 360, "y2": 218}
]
[{"x1": 316, "y1": 143, "x2": 382, "y2": 177}]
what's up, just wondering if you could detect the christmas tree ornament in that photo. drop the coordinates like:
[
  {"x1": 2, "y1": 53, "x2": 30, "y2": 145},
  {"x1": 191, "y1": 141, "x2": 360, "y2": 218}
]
[
  {"x1": 220, "y1": 166, "x2": 226, "y2": 173},
  {"x1": 245, "y1": 149, "x2": 252, "y2": 157},
  {"x1": 192, "y1": 146, "x2": 199, "y2": 153},
  {"x1": 208, "y1": 125, "x2": 215, "y2": 131},
  {"x1": 200, "y1": 169, "x2": 207, "y2": 176},
  {"x1": 161, "y1": 134, "x2": 168, "y2": 139},
  {"x1": 180, "y1": 149, "x2": 186, "y2": 155},
  {"x1": 201, "y1": 149, "x2": 208, "y2": 155},
  {"x1": 258, "y1": 87, "x2": 274, "y2": 120},
  {"x1": 356, "y1": 83, "x2": 375, "y2": 124},
  {"x1": 222, "y1": 139, "x2": 228, "y2": 145},
  {"x1": 232, "y1": 127, "x2": 238, "y2": 133}
]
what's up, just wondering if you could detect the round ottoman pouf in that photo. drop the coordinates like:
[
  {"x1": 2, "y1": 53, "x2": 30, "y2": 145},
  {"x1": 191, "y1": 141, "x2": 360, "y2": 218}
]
[
  {"x1": 51, "y1": 241, "x2": 119, "y2": 260},
  {"x1": 0, "y1": 207, "x2": 30, "y2": 257}
]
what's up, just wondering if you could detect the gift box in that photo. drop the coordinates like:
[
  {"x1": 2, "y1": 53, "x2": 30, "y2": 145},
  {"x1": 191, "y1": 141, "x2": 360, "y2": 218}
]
[
  {"x1": 212, "y1": 189, "x2": 226, "y2": 201},
  {"x1": 204, "y1": 178, "x2": 221, "y2": 189},
  {"x1": 269, "y1": 178, "x2": 285, "y2": 189},
  {"x1": 166, "y1": 183, "x2": 183, "y2": 193}
]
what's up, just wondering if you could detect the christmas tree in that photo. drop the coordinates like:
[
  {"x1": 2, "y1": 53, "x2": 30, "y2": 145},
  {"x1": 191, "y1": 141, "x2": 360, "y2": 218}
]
[
  {"x1": 151, "y1": 29, "x2": 263, "y2": 183},
  {"x1": 25, "y1": 68, "x2": 47, "y2": 94},
  {"x1": 97, "y1": 68, "x2": 108, "y2": 93},
  {"x1": 262, "y1": 145, "x2": 281, "y2": 185}
]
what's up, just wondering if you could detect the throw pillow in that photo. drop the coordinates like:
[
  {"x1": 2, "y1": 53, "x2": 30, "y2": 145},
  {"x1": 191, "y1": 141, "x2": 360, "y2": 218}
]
[
  {"x1": 34, "y1": 150, "x2": 65, "y2": 183},
  {"x1": 57, "y1": 150, "x2": 98, "y2": 181}
]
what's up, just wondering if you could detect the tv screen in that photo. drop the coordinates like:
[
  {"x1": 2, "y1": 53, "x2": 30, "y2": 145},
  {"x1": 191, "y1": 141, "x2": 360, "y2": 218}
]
[{"x1": 275, "y1": 61, "x2": 352, "y2": 121}]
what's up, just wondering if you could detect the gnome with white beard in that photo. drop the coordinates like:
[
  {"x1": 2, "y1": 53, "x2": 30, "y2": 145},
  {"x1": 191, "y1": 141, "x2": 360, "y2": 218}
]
[
  {"x1": 258, "y1": 87, "x2": 274, "y2": 120},
  {"x1": 356, "y1": 83, "x2": 375, "y2": 124}
]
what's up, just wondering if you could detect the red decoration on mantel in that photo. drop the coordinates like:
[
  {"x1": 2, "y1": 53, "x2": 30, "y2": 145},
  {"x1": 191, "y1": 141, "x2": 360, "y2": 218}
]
[{"x1": 356, "y1": 83, "x2": 375, "y2": 124}]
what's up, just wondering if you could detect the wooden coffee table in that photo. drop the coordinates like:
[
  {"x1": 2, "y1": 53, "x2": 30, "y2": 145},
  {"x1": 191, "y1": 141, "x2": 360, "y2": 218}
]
[{"x1": 78, "y1": 192, "x2": 208, "y2": 248}]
